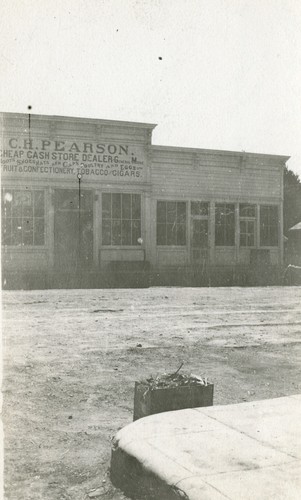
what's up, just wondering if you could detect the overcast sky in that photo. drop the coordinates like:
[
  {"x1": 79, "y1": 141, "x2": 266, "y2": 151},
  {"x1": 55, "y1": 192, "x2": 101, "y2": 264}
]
[{"x1": 1, "y1": 0, "x2": 301, "y2": 176}]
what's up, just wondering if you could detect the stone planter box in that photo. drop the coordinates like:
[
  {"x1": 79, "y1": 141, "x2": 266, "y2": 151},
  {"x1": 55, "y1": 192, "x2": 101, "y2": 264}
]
[{"x1": 133, "y1": 381, "x2": 214, "y2": 421}]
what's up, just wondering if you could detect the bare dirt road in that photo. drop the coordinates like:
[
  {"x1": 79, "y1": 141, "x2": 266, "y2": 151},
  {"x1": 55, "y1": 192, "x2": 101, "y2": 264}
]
[{"x1": 2, "y1": 286, "x2": 301, "y2": 500}]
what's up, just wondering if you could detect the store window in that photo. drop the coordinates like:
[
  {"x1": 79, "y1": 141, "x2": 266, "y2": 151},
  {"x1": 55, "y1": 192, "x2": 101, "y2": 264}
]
[
  {"x1": 260, "y1": 205, "x2": 278, "y2": 246},
  {"x1": 157, "y1": 201, "x2": 186, "y2": 245},
  {"x1": 239, "y1": 204, "x2": 256, "y2": 247},
  {"x1": 1, "y1": 189, "x2": 45, "y2": 246},
  {"x1": 215, "y1": 203, "x2": 235, "y2": 246},
  {"x1": 102, "y1": 193, "x2": 141, "y2": 246}
]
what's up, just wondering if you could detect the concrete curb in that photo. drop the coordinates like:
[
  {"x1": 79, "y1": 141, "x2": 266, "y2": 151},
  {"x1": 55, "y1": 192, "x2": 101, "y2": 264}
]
[{"x1": 111, "y1": 395, "x2": 301, "y2": 499}]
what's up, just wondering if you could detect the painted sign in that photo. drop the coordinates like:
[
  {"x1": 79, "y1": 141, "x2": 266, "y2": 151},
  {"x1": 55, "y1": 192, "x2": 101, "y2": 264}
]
[{"x1": 1, "y1": 138, "x2": 146, "y2": 181}]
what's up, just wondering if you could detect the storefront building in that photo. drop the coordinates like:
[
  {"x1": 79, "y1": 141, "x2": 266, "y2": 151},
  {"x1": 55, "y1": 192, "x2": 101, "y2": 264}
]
[{"x1": 1, "y1": 112, "x2": 289, "y2": 288}]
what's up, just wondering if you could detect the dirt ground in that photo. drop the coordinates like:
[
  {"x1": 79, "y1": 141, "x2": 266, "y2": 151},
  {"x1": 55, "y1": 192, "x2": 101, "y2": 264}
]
[{"x1": 2, "y1": 286, "x2": 301, "y2": 500}]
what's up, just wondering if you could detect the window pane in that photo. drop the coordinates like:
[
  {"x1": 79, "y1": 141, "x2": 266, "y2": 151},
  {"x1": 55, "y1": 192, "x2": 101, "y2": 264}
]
[
  {"x1": 34, "y1": 219, "x2": 45, "y2": 245},
  {"x1": 112, "y1": 193, "x2": 121, "y2": 219},
  {"x1": 102, "y1": 193, "x2": 111, "y2": 219},
  {"x1": 121, "y1": 219, "x2": 131, "y2": 245},
  {"x1": 2, "y1": 193, "x2": 12, "y2": 217},
  {"x1": 157, "y1": 201, "x2": 166, "y2": 223},
  {"x1": 167, "y1": 202, "x2": 177, "y2": 223},
  {"x1": 177, "y1": 202, "x2": 186, "y2": 223},
  {"x1": 23, "y1": 203, "x2": 33, "y2": 218},
  {"x1": 157, "y1": 223, "x2": 166, "y2": 245},
  {"x1": 12, "y1": 195, "x2": 22, "y2": 216},
  {"x1": 112, "y1": 220, "x2": 121, "y2": 245},
  {"x1": 177, "y1": 224, "x2": 186, "y2": 245},
  {"x1": 191, "y1": 201, "x2": 209, "y2": 216},
  {"x1": 102, "y1": 219, "x2": 111, "y2": 245},
  {"x1": 132, "y1": 194, "x2": 141, "y2": 220},
  {"x1": 2, "y1": 219, "x2": 11, "y2": 245},
  {"x1": 11, "y1": 218, "x2": 22, "y2": 246},
  {"x1": 132, "y1": 220, "x2": 141, "y2": 245},
  {"x1": 240, "y1": 204, "x2": 255, "y2": 218},
  {"x1": 166, "y1": 223, "x2": 177, "y2": 245},
  {"x1": 199, "y1": 220, "x2": 208, "y2": 246},
  {"x1": 34, "y1": 191, "x2": 44, "y2": 217},
  {"x1": 23, "y1": 219, "x2": 34, "y2": 245},
  {"x1": 122, "y1": 194, "x2": 131, "y2": 219},
  {"x1": 260, "y1": 206, "x2": 278, "y2": 246},
  {"x1": 215, "y1": 204, "x2": 235, "y2": 246}
]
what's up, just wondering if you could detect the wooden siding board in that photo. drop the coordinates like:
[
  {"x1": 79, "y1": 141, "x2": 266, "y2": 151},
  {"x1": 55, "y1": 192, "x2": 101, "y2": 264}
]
[{"x1": 151, "y1": 163, "x2": 281, "y2": 199}]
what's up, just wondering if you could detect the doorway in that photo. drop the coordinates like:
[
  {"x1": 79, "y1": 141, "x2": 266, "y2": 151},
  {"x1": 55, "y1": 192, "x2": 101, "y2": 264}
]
[{"x1": 54, "y1": 189, "x2": 93, "y2": 273}]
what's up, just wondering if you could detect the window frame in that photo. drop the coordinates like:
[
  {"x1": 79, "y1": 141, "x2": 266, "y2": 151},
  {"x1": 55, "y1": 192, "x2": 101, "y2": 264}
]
[
  {"x1": 260, "y1": 205, "x2": 279, "y2": 247},
  {"x1": 101, "y1": 192, "x2": 142, "y2": 247},
  {"x1": 1, "y1": 188, "x2": 46, "y2": 248},
  {"x1": 239, "y1": 203, "x2": 256, "y2": 248},
  {"x1": 215, "y1": 203, "x2": 235, "y2": 247},
  {"x1": 156, "y1": 200, "x2": 187, "y2": 246}
]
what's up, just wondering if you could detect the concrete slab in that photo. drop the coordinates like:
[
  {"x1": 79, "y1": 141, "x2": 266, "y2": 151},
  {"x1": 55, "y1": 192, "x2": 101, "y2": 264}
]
[{"x1": 110, "y1": 395, "x2": 301, "y2": 499}]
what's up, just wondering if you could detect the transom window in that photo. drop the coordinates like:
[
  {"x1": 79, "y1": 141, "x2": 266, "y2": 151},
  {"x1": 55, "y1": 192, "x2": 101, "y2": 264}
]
[
  {"x1": 239, "y1": 204, "x2": 256, "y2": 247},
  {"x1": 157, "y1": 201, "x2": 186, "y2": 245},
  {"x1": 1, "y1": 189, "x2": 45, "y2": 246},
  {"x1": 102, "y1": 193, "x2": 141, "y2": 246},
  {"x1": 260, "y1": 205, "x2": 278, "y2": 246},
  {"x1": 191, "y1": 201, "x2": 209, "y2": 217},
  {"x1": 215, "y1": 203, "x2": 235, "y2": 246}
]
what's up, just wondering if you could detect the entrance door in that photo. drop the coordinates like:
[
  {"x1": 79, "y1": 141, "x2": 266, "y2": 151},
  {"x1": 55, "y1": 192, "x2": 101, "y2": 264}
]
[
  {"x1": 54, "y1": 189, "x2": 93, "y2": 273},
  {"x1": 191, "y1": 218, "x2": 208, "y2": 266}
]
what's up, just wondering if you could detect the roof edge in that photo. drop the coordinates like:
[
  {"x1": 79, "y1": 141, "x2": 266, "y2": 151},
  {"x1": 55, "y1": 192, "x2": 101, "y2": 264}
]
[
  {"x1": 151, "y1": 144, "x2": 290, "y2": 162},
  {"x1": 0, "y1": 111, "x2": 157, "y2": 130}
]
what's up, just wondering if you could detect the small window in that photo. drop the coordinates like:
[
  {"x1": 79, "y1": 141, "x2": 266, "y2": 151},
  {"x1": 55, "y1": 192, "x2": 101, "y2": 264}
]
[
  {"x1": 191, "y1": 201, "x2": 209, "y2": 217},
  {"x1": 102, "y1": 193, "x2": 141, "y2": 246},
  {"x1": 215, "y1": 203, "x2": 235, "y2": 246},
  {"x1": 239, "y1": 204, "x2": 256, "y2": 218},
  {"x1": 157, "y1": 201, "x2": 186, "y2": 246},
  {"x1": 260, "y1": 205, "x2": 278, "y2": 246},
  {"x1": 1, "y1": 189, "x2": 45, "y2": 246}
]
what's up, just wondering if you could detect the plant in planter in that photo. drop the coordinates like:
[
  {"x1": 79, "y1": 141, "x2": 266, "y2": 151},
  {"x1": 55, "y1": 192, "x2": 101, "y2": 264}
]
[{"x1": 133, "y1": 364, "x2": 214, "y2": 421}]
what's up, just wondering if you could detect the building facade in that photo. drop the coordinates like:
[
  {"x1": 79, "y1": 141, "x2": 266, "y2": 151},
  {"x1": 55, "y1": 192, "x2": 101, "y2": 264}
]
[{"x1": 1, "y1": 112, "x2": 289, "y2": 288}]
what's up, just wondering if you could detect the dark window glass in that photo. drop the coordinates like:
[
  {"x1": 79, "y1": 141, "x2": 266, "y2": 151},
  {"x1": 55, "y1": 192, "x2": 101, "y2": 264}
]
[
  {"x1": 102, "y1": 193, "x2": 111, "y2": 219},
  {"x1": 112, "y1": 220, "x2": 121, "y2": 245},
  {"x1": 34, "y1": 219, "x2": 45, "y2": 246},
  {"x1": 132, "y1": 220, "x2": 141, "y2": 245},
  {"x1": 167, "y1": 202, "x2": 177, "y2": 223},
  {"x1": 260, "y1": 205, "x2": 278, "y2": 246},
  {"x1": 157, "y1": 201, "x2": 166, "y2": 223},
  {"x1": 177, "y1": 223, "x2": 186, "y2": 246},
  {"x1": 215, "y1": 203, "x2": 235, "y2": 246},
  {"x1": 34, "y1": 191, "x2": 45, "y2": 217},
  {"x1": 240, "y1": 220, "x2": 255, "y2": 247},
  {"x1": 132, "y1": 194, "x2": 141, "y2": 220},
  {"x1": 239, "y1": 204, "x2": 256, "y2": 218},
  {"x1": 102, "y1": 219, "x2": 111, "y2": 245},
  {"x1": 112, "y1": 193, "x2": 121, "y2": 219},
  {"x1": 157, "y1": 223, "x2": 166, "y2": 246},
  {"x1": 122, "y1": 194, "x2": 131, "y2": 220},
  {"x1": 121, "y1": 220, "x2": 131, "y2": 245},
  {"x1": 192, "y1": 220, "x2": 208, "y2": 247},
  {"x1": 191, "y1": 201, "x2": 209, "y2": 217},
  {"x1": 156, "y1": 201, "x2": 186, "y2": 245},
  {"x1": 1, "y1": 189, "x2": 45, "y2": 246},
  {"x1": 239, "y1": 205, "x2": 256, "y2": 247},
  {"x1": 102, "y1": 193, "x2": 141, "y2": 246}
]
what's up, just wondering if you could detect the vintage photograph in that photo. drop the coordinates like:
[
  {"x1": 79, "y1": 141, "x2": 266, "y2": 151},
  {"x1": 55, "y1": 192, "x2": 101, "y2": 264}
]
[{"x1": 1, "y1": 1, "x2": 301, "y2": 499}]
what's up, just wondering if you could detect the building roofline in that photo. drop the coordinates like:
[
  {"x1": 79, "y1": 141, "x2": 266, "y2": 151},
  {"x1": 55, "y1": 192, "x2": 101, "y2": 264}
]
[
  {"x1": 0, "y1": 111, "x2": 157, "y2": 130},
  {"x1": 151, "y1": 144, "x2": 290, "y2": 162}
]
